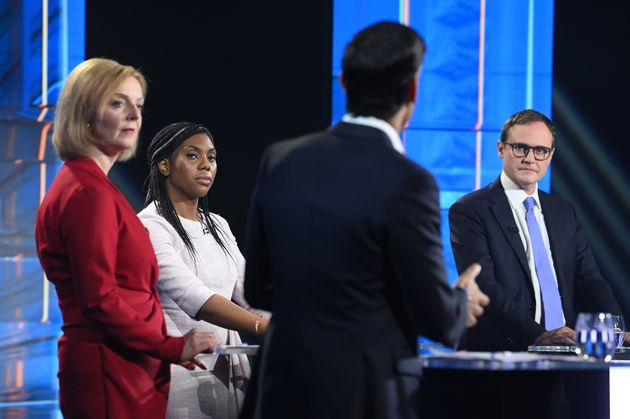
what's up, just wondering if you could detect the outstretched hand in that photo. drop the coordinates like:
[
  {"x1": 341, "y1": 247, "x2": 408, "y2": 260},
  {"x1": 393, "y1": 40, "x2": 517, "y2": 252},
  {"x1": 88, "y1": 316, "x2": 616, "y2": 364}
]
[{"x1": 454, "y1": 263, "x2": 490, "y2": 327}]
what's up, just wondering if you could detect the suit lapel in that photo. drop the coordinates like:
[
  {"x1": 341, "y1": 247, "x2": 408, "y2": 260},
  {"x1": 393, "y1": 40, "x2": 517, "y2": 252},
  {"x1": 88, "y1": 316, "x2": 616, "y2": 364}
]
[{"x1": 488, "y1": 179, "x2": 530, "y2": 277}]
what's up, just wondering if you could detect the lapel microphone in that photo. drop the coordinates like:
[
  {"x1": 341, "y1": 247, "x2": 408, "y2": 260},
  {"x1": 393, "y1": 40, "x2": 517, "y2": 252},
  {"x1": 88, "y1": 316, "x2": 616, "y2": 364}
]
[
  {"x1": 507, "y1": 225, "x2": 520, "y2": 233},
  {"x1": 200, "y1": 220, "x2": 210, "y2": 235}
]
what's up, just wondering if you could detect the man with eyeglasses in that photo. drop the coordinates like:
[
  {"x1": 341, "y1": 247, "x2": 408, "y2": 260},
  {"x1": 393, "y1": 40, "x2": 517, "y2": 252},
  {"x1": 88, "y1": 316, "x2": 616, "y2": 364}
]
[{"x1": 449, "y1": 109, "x2": 621, "y2": 351}]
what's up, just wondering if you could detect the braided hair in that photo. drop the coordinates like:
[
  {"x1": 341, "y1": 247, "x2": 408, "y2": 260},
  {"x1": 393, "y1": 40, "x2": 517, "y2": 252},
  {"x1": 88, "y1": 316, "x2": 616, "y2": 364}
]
[{"x1": 144, "y1": 121, "x2": 230, "y2": 259}]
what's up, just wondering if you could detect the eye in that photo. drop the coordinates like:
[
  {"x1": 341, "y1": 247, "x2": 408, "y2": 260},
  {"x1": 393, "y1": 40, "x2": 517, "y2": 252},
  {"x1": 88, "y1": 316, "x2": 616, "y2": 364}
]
[
  {"x1": 208, "y1": 154, "x2": 217, "y2": 162},
  {"x1": 514, "y1": 144, "x2": 528, "y2": 153},
  {"x1": 186, "y1": 153, "x2": 198, "y2": 160},
  {"x1": 533, "y1": 147, "x2": 547, "y2": 156},
  {"x1": 110, "y1": 100, "x2": 124, "y2": 108},
  {"x1": 137, "y1": 103, "x2": 144, "y2": 112}
]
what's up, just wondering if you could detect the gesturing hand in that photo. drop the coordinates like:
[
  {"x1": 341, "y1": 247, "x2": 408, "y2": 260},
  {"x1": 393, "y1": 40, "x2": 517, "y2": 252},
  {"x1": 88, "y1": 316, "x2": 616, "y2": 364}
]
[{"x1": 454, "y1": 263, "x2": 490, "y2": 327}]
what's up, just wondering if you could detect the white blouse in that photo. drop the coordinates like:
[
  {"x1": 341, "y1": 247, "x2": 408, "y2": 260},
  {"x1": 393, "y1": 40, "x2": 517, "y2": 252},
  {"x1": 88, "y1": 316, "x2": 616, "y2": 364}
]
[{"x1": 138, "y1": 202, "x2": 248, "y2": 345}]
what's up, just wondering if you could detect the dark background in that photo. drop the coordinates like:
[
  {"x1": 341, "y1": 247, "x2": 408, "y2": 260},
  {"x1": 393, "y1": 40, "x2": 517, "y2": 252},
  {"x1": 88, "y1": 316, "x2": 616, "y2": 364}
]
[
  {"x1": 86, "y1": 1, "x2": 630, "y2": 319},
  {"x1": 552, "y1": 2, "x2": 630, "y2": 317},
  {"x1": 86, "y1": 1, "x2": 333, "y2": 241}
]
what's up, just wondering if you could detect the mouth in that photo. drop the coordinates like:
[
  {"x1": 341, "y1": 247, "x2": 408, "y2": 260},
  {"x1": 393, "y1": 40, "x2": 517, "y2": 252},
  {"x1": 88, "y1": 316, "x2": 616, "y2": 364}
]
[
  {"x1": 519, "y1": 167, "x2": 537, "y2": 173},
  {"x1": 196, "y1": 177, "x2": 213, "y2": 186},
  {"x1": 121, "y1": 128, "x2": 136, "y2": 134}
]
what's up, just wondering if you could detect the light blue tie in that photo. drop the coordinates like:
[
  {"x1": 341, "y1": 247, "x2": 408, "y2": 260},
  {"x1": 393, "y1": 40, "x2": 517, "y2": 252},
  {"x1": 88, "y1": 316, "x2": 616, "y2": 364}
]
[{"x1": 524, "y1": 197, "x2": 564, "y2": 330}]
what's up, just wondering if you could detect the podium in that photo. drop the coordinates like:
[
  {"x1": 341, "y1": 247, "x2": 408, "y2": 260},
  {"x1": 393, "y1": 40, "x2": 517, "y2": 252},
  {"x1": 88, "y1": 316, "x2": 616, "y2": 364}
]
[{"x1": 420, "y1": 352, "x2": 630, "y2": 419}]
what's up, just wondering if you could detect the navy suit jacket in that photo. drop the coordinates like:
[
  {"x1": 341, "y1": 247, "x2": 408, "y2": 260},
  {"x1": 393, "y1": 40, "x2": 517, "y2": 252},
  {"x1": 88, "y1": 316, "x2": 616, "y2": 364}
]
[
  {"x1": 243, "y1": 122, "x2": 468, "y2": 419},
  {"x1": 449, "y1": 177, "x2": 621, "y2": 351}
]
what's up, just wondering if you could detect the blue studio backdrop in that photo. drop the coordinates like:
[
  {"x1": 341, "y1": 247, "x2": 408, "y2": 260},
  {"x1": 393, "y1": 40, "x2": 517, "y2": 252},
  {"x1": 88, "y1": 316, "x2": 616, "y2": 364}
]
[
  {"x1": 0, "y1": 0, "x2": 84, "y2": 412},
  {"x1": 332, "y1": 0, "x2": 554, "y2": 283}
]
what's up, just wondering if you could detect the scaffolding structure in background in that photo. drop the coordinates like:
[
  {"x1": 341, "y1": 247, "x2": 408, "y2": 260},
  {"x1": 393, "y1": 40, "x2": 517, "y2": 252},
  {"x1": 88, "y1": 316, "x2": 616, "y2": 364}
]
[{"x1": 0, "y1": 0, "x2": 84, "y2": 413}]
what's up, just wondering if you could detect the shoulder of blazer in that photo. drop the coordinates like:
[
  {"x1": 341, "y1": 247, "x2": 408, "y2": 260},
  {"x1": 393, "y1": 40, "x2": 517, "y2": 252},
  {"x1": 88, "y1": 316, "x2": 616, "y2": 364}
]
[
  {"x1": 454, "y1": 177, "x2": 501, "y2": 207},
  {"x1": 538, "y1": 189, "x2": 573, "y2": 213},
  {"x1": 328, "y1": 121, "x2": 388, "y2": 137},
  {"x1": 263, "y1": 131, "x2": 323, "y2": 172},
  {"x1": 266, "y1": 122, "x2": 370, "y2": 155},
  {"x1": 328, "y1": 121, "x2": 398, "y2": 149},
  {"x1": 266, "y1": 122, "x2": 399, "y2": 167}
]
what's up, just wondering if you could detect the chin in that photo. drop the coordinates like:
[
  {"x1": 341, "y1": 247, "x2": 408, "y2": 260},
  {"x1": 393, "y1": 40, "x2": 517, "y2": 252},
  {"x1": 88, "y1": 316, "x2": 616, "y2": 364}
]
[
  {"x1": 118, "y1": 144, "x2": 138, "y2": 162},
  {"x1": 516, "y1": 172, "x2": 537, "y2": 182},
  {"x1": 194, "y1": 187, "x2": 211, "y2": 197}
]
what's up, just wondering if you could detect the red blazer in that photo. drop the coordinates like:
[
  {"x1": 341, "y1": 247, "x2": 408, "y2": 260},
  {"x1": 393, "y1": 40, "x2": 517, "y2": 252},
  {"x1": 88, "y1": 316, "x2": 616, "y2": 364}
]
[{"x1": 36, "y1": 158, "x2": 184, "y2": 419}]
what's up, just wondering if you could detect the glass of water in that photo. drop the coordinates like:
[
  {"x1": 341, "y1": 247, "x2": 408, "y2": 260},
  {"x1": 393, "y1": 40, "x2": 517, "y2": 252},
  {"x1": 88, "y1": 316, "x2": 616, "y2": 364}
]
[
  {"x1": 612, "y1": 315, "x2": 626, "y2": 348},
  {"x1": 575, "y1": 312, "x2": 615, "y2": 361}
]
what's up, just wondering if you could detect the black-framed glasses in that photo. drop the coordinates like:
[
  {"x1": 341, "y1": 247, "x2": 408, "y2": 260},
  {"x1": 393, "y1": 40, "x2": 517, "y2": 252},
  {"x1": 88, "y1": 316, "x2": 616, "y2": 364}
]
[{"x1": 504, "y1": 142, "x2": 554, "y2": 161}]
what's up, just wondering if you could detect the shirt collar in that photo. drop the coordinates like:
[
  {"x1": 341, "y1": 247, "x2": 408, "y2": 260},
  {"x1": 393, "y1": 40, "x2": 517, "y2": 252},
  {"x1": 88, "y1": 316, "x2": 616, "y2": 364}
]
[
  {"x1": 341, "y1": 114, "x2": 404, "y2": 154},
  {"x1": 501, "y1": 171, "x2": 541, "y2": 210}
]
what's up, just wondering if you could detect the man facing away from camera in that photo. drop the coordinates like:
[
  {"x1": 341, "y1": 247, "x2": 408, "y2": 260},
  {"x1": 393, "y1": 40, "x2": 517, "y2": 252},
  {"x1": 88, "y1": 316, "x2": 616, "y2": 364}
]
[{"x1": 241, "y1": 21, "x2": 489, "y2": 419}]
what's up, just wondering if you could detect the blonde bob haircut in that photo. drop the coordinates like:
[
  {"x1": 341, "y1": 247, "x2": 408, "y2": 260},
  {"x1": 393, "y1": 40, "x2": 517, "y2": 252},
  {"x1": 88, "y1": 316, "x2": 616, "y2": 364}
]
[{"x1": 52, "y1": 58, "x2": 147, "y2": 161}]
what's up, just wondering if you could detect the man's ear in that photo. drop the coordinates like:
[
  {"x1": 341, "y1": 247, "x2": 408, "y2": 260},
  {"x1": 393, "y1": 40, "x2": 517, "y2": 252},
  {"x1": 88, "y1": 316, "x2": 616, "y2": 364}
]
[
  {"x1": 407, "y1": 77, "x2": 418, "y2": 104},
  {"x1": 497, "y1": 140, "x2": 505, "y2": 158},
  {"x1": 158, "y1": 159, "x2": 170, "y2": 176}
]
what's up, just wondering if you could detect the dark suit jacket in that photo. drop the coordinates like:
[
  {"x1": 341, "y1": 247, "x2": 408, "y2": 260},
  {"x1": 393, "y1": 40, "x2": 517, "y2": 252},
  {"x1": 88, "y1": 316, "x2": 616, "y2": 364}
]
[
  {"x1": 243, "y1": 122, "x2": 468, "y2": 419},
  {"x1": 449, "y1": 177, "x2": 621, "y2": 351}
]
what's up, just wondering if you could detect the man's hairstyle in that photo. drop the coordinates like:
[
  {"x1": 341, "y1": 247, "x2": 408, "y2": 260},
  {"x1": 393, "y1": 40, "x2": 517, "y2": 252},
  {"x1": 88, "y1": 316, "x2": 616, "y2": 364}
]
[
  {"x1": 53, "y1": 58, "x2": 147, "y2": 161},
  {"x1": 500, "y1": 109, "x2": 557, "y2": 145},
  {"x1": 342, "y1": 21, "x2": 425, "y2": 120},
  {"x1": 144, "y1": 122, "x2": 229, "y2": 260}
]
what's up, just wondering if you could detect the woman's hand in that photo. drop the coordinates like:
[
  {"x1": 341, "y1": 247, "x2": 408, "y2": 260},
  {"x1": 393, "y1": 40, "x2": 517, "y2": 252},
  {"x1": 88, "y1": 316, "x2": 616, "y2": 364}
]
[
  {"x1": 178, "y1": 358, "x2": 208, "y2": 371},
  {"x1": 180, "y1": 328, "x2": 220, "y2": 362}
]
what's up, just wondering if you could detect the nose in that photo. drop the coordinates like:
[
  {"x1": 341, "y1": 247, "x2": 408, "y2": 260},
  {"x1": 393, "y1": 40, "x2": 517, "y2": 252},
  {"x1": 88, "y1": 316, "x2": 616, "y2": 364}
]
[
  {"x1": 521, "y1": 149, "x2": 534, "y2": 163},
  {"x1": 127, "y1": 104, "x2": 141, "y2": 121},
  {"x1": 198, "y1": 155, "x2": 211, "y2": 170}
]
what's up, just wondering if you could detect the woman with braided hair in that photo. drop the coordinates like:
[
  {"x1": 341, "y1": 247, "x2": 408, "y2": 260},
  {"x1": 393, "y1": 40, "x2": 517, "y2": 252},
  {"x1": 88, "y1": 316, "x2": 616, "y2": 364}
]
[{"x1": 138, "y1": 122, "x2": 269, "y2": 418}]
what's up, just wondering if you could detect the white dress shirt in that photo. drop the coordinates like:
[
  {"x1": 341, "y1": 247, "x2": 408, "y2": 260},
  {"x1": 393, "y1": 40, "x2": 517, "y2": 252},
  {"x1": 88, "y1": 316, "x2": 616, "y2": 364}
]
[{"x1": 501, "y1": 172, "x2": 564, "y2": 325}]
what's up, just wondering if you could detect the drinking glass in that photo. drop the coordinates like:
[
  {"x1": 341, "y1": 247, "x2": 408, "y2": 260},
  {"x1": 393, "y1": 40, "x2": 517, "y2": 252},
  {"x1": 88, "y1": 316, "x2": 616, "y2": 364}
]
[
  {"x1": 612, "y1": 315, "x2": 626, "y2": 348},
  {"x1": 574, "y1": 312, "x2": 615, "y2": 361}
]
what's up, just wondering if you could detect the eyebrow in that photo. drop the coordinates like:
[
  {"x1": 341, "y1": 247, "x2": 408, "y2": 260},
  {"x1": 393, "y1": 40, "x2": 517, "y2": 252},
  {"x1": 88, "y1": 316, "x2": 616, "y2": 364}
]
[
  {"x1": 511, "y1": 142, "x2": 552, "y2": 148},
  {"x1": 185, "y1": 145, "x2": 216, "y2": 152},
  {"x1": 112, "y1": 92, "x2": 144, "y2": 102}
]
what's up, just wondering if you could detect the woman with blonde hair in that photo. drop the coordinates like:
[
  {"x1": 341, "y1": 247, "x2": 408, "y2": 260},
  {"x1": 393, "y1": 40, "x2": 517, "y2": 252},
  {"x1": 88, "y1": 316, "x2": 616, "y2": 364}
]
[{"x1": 35, "y1": 58, "x2": 219, "y2": 418}]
